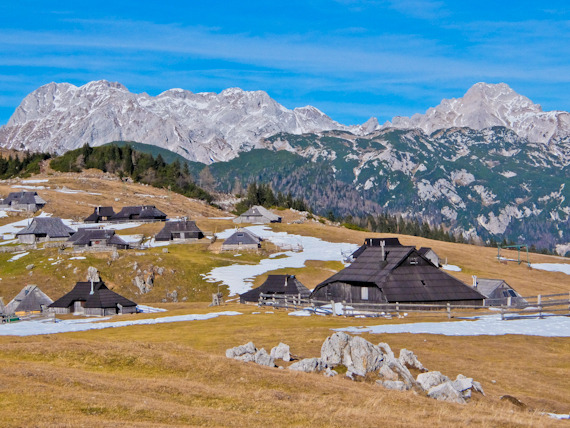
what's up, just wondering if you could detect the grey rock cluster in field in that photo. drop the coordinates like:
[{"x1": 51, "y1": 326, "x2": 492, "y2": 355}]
[{"x1": 226, "y1": 332, "x2": 484, "y2": 404}]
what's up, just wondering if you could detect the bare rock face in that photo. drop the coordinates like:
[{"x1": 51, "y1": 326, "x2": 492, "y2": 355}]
[
  {"x1": 378, "y1": 364, "x2": 399, "y2": 382},
  {"x1": 270, "y1": 343, "x2": 291, "y2": 362},
  {"x1": 427, "y1": 381, "x2": 466, "y2": 404},
  {"x1": 226, "y1": 342, "x2": 257, "y2": 362},
  {"x1": 399, "y1": 348, "x2": 427, "y2": 372},
  {"x1": 0, "y1": 80, "x2": 349, "y2": 164},
  {"x1": 320, "y1": 332, "x2": 384, "y2": 377},
  {"x1": 416, "y1": 371, "x2": 450, "y2": 391},
  {"x1": 254, "y1": 349, "x2": 275, "y2": 367},
  {"x1": 377, "y1": 380, "x2": 409, "y2": 391},
  {"x1": 289, "y1": 358, "x2": 324, "y2": 373},
  {"x1": 86, "y1": 266, "x2": 100, "y2": 282}
]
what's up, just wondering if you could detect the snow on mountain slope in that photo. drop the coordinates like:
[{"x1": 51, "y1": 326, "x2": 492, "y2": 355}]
[
  {"x1": 386, "y1": 83, "x2": 570, "y2": 144},
  {"x1": 0, "y1": 81, "x2": 349, "y2": 163}
]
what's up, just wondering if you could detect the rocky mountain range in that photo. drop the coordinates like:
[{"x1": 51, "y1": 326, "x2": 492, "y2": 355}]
[{"x1": 0, "y1": 80, "x2": 568, "y2": 252}]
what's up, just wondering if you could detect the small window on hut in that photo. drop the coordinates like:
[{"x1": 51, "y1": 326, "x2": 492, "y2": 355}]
[
  {"x1": 507, "y1": 289, "x2": 517, "y2": 297},
  {"x1": 409, "y1": 257, "x2": 418, "y2": 265},
  {"x1": 361, "y1": 287, "x2": 369, "y2": 300}
]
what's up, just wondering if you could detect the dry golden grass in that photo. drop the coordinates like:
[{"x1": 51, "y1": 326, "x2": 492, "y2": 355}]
[{"x1": 0, "y1": 306, "x2": 568, "y2": 427}]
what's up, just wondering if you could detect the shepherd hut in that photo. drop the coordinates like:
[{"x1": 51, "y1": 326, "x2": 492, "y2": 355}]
[
  {"x1": 472, "y1": 277, "x2": 526, "y2": 306},
  {"x1": 84, "y1": 206, "x2": 116, "y2": 223},
  {"x1": 240, "y1": 274, "x2": 311, "y2": 303},
  {"x1": 233, "y1": 206, "x2": 282, "y2": 224},
  {"x1": 16, "y1": 217, "x2": 75, "y2": 244},
  {"x1": 312, "y1": 239, "x2": 484, "y2": 305},
  {"x1": 110, "y1": 205, "x2": 167, "y2": 222},
  {"x1": 67, "y1": 228, "x2": 130, "y2": 250},
  {"x1": 5, "y1": 285, "x2": 53, "y2": 315},
  {"x1": 221, "y1": 228, "x2": 262, "y2": 251},
  {"x1": 0, "y1": 191, "x2": 46, "y2": 212},
  {"x1": 155, "y1": 220, "x2": 204, "y2": 242},
  {"x1": 49, "y1": 280, "x2": 137, "y2": 316}
]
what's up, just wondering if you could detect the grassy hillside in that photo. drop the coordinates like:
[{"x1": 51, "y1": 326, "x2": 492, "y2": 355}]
[{"x1": 0, "y1": 170, "x2": 568, "y2": 426}]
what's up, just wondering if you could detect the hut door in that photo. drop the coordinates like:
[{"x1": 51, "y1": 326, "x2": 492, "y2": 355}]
[{"x1": 73, "y1": 301, "x2": 84, "y2": 314}]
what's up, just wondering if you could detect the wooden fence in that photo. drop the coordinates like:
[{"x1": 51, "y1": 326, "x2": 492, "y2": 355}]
[{"x1": 257, "y1": 292, "x2": 570, "y2": 320}]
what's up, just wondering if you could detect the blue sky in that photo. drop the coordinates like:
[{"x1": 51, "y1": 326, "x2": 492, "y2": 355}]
[{"x1": 1, "y1": 1, "x2": 569, "y2": 126}]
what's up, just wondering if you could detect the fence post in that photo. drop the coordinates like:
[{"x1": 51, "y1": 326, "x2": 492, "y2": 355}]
[
  {"x1": 342, "y1": 300, "x2": 346, "y2": 317},
  {"x1": 259, "y1": 294, "x2": 263, "y2": 307},
  {"x1": 331, "y1": 300, "x2": 336, "y2": 316},
  {"x1": 501, "y1": 305, "x2": 505, "y2": 321},
  {"x1": 285, "y1": 295, "x2": 288, "y2": 311},
  {"x1": 568, "y1": 292, "x2": 570, "y2": 316},
  {"x1": 538, "y1": 294, "x2": 542, "y2": 318},
  {"x1": 507, "y1": 296, "x2": 512, "y2": 307},
  {"x1": 272, "y1": 294, "x2": 276, "y2": 307},
  {"x1": 396, "y1": 302, "x2": 400, "y2": 318},
  {"x1": 447, "y1": 303, "x2": 451, "y2": 319}
]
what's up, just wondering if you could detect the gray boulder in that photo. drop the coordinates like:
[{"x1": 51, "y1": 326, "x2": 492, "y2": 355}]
[
  {"x1": 378, "y1": 364, "x2": 399, "y2": 381},
  {"x1": 323, "y1": 368, "x2": 338, "y2": 377},
  {"x1": 289, "y1": 358, "x2": 324, "y2": 373},
  {"x1": 377, "y1": 342, "x2": 395, "y2": 359},
  {"x1": 416, "y1": 371, "x2": 450, "y2": 391},
  {"x1": 226, "y1": 342, "x2": 257, "y2": 360},
  {"x1": 87, "y1": 266, "x2": 100, "y2": 282},
  {"x1": 399, "y1": 348, "x2": 427, "y2": 372},
  {"x1": 270, "y1": 343, "x2": 291, "y2": 362},
  {"x1": 254, "y1": 348, "x2": 275, "y2": 367},
  {"x1": 377, "y1": 380, "x2": 409, "y2": 391},
  {"x1": 428, "y1": 381, "x2": 466, "y2": 404},
  {"x1": 321, "y1": 332, "x2": 383, "y2": 377},
  {"x1": 453, "y1": 374, "x2": 485, "y2": 398},
  {"x1": 382, "y1": 353, "x2": 416, "y2": 388}
]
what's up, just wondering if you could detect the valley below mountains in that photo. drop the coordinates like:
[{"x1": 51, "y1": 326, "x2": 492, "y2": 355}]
[{"x1": 0, "y1": 81, "x2": 568, "y2": 253}]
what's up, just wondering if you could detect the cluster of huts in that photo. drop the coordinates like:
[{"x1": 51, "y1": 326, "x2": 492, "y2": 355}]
[
  {"x1": 0, "y1": 191, "x2": 46, "y2": 212},
  {"x1": 0, "y1": 274, "x2": 137, "y2": 320},
  {"x1": 239, "y1": 238, "x2": 524, "y2": 307}
]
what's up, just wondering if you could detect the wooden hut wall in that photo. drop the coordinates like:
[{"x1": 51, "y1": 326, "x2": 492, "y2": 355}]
[{"x1": 311, "y1": 282, "x2": 385, "y2": 304}]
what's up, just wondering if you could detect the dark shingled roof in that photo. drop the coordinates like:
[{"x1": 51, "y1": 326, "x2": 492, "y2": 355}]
[
  {"x1": 84, "y1": 206, "x2": 116, "y2": 222},
  {"x1": 234, "y1": 205, "x2": 281, "y2": 223},
  {"x1": 240, "y1": 275, "x2": 311, "y2": 303},
  {"x1": 49, "y1": 281, "x2": 137, "y2": 310},
  {"x1": 110, "y1": 205, "x2": 167, "y2": 221},
  {"x1": 1, "y1": 191, "x2": 46, "y2": 206},
  {"x1": 223, "y1": 229, "x2": 262, "y2": 246},
  {"x1": 5, "y1": 285, "x2": 53, "y2": 314},
  {"x1": 351, "y1": 237, "x2": 402, "y2": 259},
  {"x1": 67, "y1": 228, "x2": 129, "y2": 248},
  {"x1": 155, "y1": 220, "x2": 204, "y2": 241},
  {"x1": 313, "y1": 245, "x2": 484, "y2": 303},
  {"x1": 16, "y1": 217, "x2": 75, "y2": 238}
]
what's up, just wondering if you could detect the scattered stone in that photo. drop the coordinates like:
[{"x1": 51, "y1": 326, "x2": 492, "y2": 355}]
[
  {"x1": 226, "y1": 342, "x2": 257, "y2": 361},
  {"x1": 472, "y1": 380, "x2": 485, "y2": 396},
  {"x1": 417, "y1": 371, "x2": 450, "y2": 391},
  {"x1": 323, "y1": 368, "x2": 337, "y2": 377},
  {"x1": 399, "y1": 348, "x2": 427, "y2": 372},
  {"x1": 270, "y1": 343, "x2": 291, "y2": 362},
  {"x1": 254, "y1": 349, "x2": 275, "y2": 367},
  {"x1": 162, "y1": 248, "x2": 169, "y2": 253},
  {"x1": 378, "y1": 364, "x2": 399, "y2": 381},
  {"x1": 133, "y1": 262, "x2": 138, "y2": 271},
  {"x1": 320, "y1": 332, "x2": 383, "y2": 377},
  {"x1": 382, "y1": 352, "x2": 416, "y2": 388},
  {"x1": 26, "y1": 264, "x2": 34, "y2": 270},
  {"x1": 321, "y1": 332, "x2": 351, "y2": 367},
  {"x1": 428, "y1": 381, "x2": 466, "y2": 404},
  {"x1": 157, "y1": 267, "x2": 165, "y2": 275},
  {"x1": 377, "y1": 342, "x2": 395, "y2": 359},
  {"x1": 378, "y1": 380, "x2": 409, "y2": 391},
  {"x1": 289, "y1": 358, "x2": 323, "y2": 373},
  {"x1": 110, "y1": 250, "x2": 119, "y2": 261},
  {"x1": 345, "y1": 370, "x2": 355, "y2": 380},
  {"x1": 86, "y1": 266, "x2": 100, "y2": 282}
]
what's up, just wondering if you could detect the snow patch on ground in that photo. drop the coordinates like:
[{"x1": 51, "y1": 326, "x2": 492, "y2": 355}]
[
  {"x1": 0, "y1": 311, "x2": 241, "y2": 336},
  {"x1": 442, "y1": 264, "x2": 461, "y2": 272},
  {"x1": 136, "y1": 305, "x2": 167, "y2": 313},
  {"x1": 204, "y1": 226, "x2": 359, "y2": 295},
  {"x1": 8, "y1": 252, "x2": 29, "y2": 262},
  {"x1": 12, "y1": 185, "x2": 46, "y2": 190},
  {"x1": 531, "y1": 263, "x2": 570, "y2": 275},
  {"x1": 21, "y1": 179, "x2": 49, "y2": 183},
  {"x1": 337, "y1": 314, "x2": 570, "y2": 337}
]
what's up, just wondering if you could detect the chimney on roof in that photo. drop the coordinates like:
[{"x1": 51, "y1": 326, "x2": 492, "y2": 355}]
[
  {"x1": 472, "y1": 275, "x2": 477, "y2": 288},
  {"x1": 380, "y1": 240, "x2": 385, "y2": 261},
  {"x1": 90, "y1": 279, "x2": 94, "y2": 295}
]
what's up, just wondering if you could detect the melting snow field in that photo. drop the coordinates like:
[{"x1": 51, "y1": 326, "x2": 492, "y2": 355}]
[
  {"x1": 531, "y1": 263, "x2": 570, "y2": 275},
  {"x1": 441, "y1": 264, "x2": 461, "y2": 272},
  {"x1": 203, "y1": 226, "x2": 359, "y2": 295},
  {"x1": 337, "y1": 314, "x2": 570, "y2": 337},
  {"x1": 0, "y1": 311, "x2": 242, "y2": 336}
]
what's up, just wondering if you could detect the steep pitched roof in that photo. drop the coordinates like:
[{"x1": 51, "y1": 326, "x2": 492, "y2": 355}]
[
  {"x1": 351, "y1": 237, "x2": 402, "y2": 259},
  {"x1": 84, "y1": 206, "x2": 115, "y2": 222},
  {"x1": 314, "y1": 245, "x2": 484, "y2": 303},
  {"x1": 49, "y1": 281, "x2": 137, "y2": 309},
  {"x1": 222, "y1": 229, "x2": 262, "y2": 246},
  {"x1": 236, "y1": 205, "x2": 281, "y2": 222},
  {"x1": 155, "y1": 220, "x2": 204, "y2": 241},
  {"x1": 68, "y1": 228, "x2": 129, "y2": 247},
  {"x1": 474, "y1": 278, "x2": 510, "y2": 298},
  {"x1": 16, "y1": 217, "x2": 75, "y2": 238},
  {"x1": 111, "y1": 205, "x2": 167, "y2": 221},
  {"x1": 240, "y1": 275, "x2": 311, "y2": 302},
  {"x1": 5, "y1": 285, "x2": 53, "y2": 314},
  {"x1": 1, "y1": 191, "x2": 46, "y2": 206}
]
